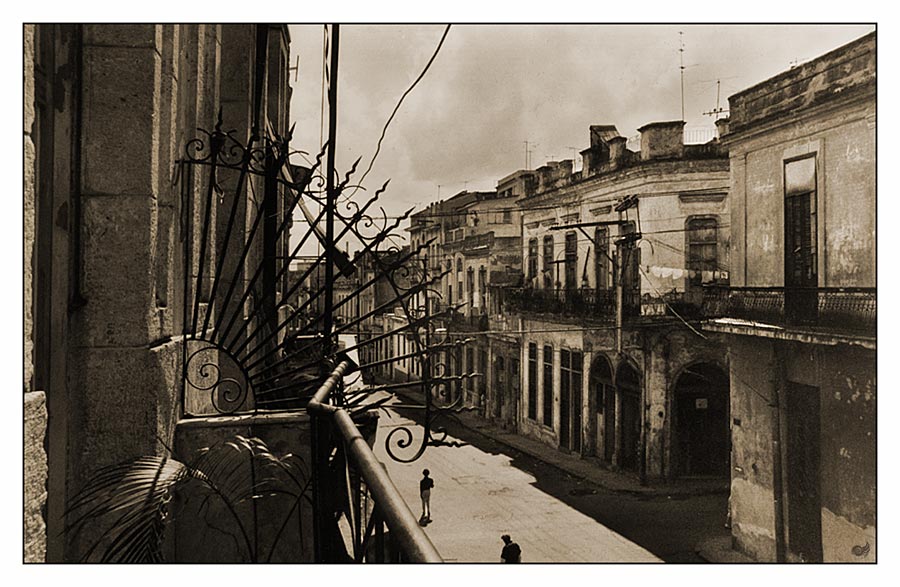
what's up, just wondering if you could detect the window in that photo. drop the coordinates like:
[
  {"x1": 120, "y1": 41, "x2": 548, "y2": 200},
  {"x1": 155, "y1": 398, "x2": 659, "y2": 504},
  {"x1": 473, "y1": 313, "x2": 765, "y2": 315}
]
[
  {"x1": 594, "y1": 228, "x2": 609, "y2": 289},
  {"x1": 616, "y1": 221, "x2": 640, "y2": 314},
  {"x1": 560, "y1": 349, "x2": 584, "y2": 452},
  {"x1": 527, "y1": 238, "x2": 538, "y2": 284},
  {"x1": 687, "y1": 218, "x2": 718, "y2": 287},
  {"x1": 784, "y1": 156, "x2": 818, "y2": 287},
  {"x1": 502, "y1": 210, "x2": 512, "y2": 224},
  {"x1": 784, "y1": 155, "x2": 818, "y2": 323},
  {"x1": 542, "y1": 235, "x2": 554, "y2": 289},
  {"x1": 528, "y1": 343, "x2": 538, "y2": 420},
  {"x1": 564, "y1": 231, "x2": 578, "y2": 290},
  {"x1": 543, "y1": 345, "x2": 554, "y2": 426}
]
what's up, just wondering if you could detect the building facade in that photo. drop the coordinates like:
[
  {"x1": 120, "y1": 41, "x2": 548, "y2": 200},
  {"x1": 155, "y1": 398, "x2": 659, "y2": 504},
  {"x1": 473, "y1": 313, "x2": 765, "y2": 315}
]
[
  {"x1": 509, "y1": 122, "x2": 732, "y2": 483},
  {"x1": 707, "y1": 32, "x2": 876, "y2": 563}
]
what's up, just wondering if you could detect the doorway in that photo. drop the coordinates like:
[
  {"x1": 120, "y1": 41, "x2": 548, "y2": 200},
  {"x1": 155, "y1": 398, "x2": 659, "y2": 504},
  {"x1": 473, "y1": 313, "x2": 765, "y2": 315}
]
[
  {"x1": 589, "y1": 354, "x2": 615, "y2": 461},
  {"x1": 616, "y1": 361, "x2": 641, "y2": 472},
  {"x1": 674, "y1": 363, "x2": 730, "y2": 477},
  {"x1": 785, "y1": 381, "x2": 823, "y2": 562}
]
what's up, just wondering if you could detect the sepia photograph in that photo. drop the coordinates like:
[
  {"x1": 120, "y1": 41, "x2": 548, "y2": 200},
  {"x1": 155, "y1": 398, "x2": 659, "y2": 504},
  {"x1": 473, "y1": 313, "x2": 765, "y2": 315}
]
[{"x1": 20, "y1": 16, "x2": 878, "y2": 568}]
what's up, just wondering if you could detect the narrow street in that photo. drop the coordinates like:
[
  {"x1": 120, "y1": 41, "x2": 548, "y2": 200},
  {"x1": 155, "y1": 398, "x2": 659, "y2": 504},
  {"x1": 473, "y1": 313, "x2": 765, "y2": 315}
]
[{"x1": 372, "y1": 394, "x2": 726, "y2": 563}]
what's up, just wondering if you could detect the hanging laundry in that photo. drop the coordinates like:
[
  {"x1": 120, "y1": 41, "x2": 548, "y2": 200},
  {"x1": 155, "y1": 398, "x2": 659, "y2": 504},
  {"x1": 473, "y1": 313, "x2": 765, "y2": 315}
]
[{"x1": 671, "y1": 269, "x2": 684, "y2": 280}]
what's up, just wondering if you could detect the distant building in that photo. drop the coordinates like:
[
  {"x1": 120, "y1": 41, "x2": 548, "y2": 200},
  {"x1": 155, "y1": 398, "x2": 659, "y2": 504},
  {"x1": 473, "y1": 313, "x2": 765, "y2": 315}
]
[
  {"x1": 708, "y1": 32, "x2": 876, "y2": 563},
  {"x1": 510, "y1": 121, "x2": 731, "y2": 483}
]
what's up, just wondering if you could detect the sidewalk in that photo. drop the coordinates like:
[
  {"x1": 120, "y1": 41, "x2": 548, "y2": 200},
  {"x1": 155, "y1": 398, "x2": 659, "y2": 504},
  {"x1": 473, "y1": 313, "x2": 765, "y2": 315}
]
[
  {"x1": 448, "y1": 409, "x2": 762, "y2": 563},
  {"x1": 445, "y1": 406, "x2": 728, "y2": 497},
  {"x1": 384, "y1": 387, "x2": 759, "y2": 562}
]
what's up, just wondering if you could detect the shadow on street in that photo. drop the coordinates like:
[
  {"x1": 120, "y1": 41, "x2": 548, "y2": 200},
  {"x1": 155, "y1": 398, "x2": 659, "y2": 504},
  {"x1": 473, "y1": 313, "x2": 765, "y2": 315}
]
[{"x1": 386, "y1": 403, "x2": 729, "y2": 563}]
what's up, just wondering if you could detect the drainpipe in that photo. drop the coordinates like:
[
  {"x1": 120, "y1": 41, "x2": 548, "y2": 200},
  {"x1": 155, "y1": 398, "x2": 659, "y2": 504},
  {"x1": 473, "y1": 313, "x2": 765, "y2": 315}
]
[{"x1": 772, "y1": 343, "x2": 786, "y2": 562}]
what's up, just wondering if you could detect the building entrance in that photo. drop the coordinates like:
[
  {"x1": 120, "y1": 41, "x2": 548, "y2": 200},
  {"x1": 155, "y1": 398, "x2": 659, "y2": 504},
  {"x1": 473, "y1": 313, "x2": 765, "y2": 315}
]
[
  {"x1": 616, "y1": 361, "x2": 641, "y2": 472},
  {"x1": 674, "y1": 363, "x2": 730, "y2": 477}
]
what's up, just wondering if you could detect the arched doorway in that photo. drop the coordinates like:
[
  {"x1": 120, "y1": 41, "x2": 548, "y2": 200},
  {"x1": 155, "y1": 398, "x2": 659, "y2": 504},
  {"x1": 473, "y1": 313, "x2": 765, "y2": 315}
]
[
  {"x1": 616, "y1": 361, "x2": 642, "y2": 472},
  {"x1": 674, "y1": 362, "x2": 730, "y2": 477},
  {"x1": 589, "y1": 354, "x2": 615, "y2": 462}
]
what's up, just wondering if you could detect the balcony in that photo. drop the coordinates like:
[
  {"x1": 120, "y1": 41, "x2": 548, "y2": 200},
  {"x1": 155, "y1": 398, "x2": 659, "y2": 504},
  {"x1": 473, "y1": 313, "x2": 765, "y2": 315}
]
[
  {"x1": 702, "y1": 286, "x2": 876, "y2": 339},
  {"x1": 505, "y1": 287, "x2": 617, "y2": 321},
  {"x1": 447, "y1": 309, "x2": 489, "y2": 332}
]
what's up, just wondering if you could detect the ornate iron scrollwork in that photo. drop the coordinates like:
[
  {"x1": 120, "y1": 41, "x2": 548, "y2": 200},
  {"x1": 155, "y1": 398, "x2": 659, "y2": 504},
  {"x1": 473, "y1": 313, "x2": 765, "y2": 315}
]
[{"x1": 177, "y1": 112, "x2": 474, "y2": 465}]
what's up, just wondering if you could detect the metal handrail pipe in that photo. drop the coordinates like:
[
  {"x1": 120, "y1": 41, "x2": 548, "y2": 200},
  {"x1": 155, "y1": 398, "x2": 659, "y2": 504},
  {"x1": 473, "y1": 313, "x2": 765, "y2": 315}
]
[{"x1": 308, "y1": 359, "x2": 443, "y2": 563}]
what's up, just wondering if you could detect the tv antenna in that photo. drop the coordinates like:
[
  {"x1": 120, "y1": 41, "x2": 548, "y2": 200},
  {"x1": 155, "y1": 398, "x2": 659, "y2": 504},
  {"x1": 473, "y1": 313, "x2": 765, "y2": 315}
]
[
  {"x1": 523, "y1": 140, "x2": 538, "y2": 170},
  {"x1": 702, "y1": 79, "x2": 729, "y2": 120}
]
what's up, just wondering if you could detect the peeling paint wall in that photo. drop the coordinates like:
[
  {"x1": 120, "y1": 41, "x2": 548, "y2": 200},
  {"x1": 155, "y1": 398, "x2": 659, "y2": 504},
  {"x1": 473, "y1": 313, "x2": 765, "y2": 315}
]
[
  {"x1": 727, "y1": 336, "x2": 876, "y2": 562},
  {"x1": 727, "y1": 337, "x2": 778, "y2": 561},
  {"x1": 726, "y1": 33, "x2": 875, "y2": 288},
  {"x1": 784, "y1": 343, "x2": 876, "y2": 562}
]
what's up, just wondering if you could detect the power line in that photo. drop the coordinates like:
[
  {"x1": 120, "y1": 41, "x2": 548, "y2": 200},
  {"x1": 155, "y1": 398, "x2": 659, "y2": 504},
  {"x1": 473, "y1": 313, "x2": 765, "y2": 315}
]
[{"x1": 350, "y1": 25, "x2": 452, "y2": 199}]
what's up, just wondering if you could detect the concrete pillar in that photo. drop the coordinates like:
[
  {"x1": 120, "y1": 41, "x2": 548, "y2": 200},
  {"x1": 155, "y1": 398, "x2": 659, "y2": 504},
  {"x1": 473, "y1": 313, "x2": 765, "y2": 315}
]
[
  {"x1": 581, "y1": 349, "x2": 592, "y2": 456},
  {"x1": 613, "y1": 387, "x2": 623, "y2": 467},
  {"x1": 67, "y1": 24, "x2": 188, "y2": 560}
]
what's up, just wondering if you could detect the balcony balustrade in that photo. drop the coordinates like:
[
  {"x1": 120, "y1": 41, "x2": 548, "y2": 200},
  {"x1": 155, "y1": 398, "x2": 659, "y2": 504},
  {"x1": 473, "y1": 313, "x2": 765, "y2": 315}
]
[
  {"x1": 701, "y1": 286, "x2": 876, "y2": 336},
  {"x1": 505, "y1": 287, "x2": 617, "y2": 321}
]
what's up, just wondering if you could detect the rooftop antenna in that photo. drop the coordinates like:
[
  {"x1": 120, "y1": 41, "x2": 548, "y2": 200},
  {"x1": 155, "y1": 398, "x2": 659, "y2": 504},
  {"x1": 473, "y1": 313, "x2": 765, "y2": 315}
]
[
  {"x1": 702, "y1": 79, "x2": 729, "y2": 120},
  {"x1": 567, "y1": 146, "x2": 581, "y2": 171},
  {"x1": 679, "y1": 31, "x2": 686, "y2": 121}
]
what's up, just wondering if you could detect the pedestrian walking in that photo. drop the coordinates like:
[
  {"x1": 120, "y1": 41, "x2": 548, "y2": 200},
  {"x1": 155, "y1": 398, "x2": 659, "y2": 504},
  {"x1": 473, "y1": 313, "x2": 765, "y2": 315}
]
[
  {"x1": 500, "y1": 534, "x2": 521, "y2": 563},
  {"x1": 419, "y1": 469, "x2": 434, "y2": 524}
]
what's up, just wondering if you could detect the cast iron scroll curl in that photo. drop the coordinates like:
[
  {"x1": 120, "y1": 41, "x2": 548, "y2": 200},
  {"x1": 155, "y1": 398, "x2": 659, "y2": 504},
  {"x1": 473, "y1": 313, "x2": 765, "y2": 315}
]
[{"x1": 184, "y1": 344, "x2": 250, "y2": 415}]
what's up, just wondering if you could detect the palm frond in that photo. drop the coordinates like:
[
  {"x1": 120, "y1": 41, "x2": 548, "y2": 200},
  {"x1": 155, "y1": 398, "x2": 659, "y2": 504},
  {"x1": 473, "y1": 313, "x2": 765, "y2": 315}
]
[
  {"x1": 66, "y1": 456, "x2": 189, "y2": 563},
  {"x1": 65, "y1": 436, "x2": 315, "y2": 563}
]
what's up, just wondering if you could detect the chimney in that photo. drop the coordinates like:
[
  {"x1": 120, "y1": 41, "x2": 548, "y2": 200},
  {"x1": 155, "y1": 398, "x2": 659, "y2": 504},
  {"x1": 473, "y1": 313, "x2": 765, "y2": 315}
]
[
  {"x1": 609, "y1": 136, "x2": 627, "y2": 167},
  {"x1": 715, "y1": 117, "x2": 730, "y2": 139},
  {"x1": 555, "y1": 159, "x2": 573, "y2": 180},
  {"x1": 638, "y1": 120, "x2": 685, "y2": 160}
]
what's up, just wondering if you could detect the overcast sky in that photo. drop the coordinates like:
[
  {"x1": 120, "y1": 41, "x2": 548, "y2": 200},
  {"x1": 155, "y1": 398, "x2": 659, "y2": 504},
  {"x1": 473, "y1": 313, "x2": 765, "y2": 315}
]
[{"x1": 286, "y1": 24, "x2": 874, "y2": 232}]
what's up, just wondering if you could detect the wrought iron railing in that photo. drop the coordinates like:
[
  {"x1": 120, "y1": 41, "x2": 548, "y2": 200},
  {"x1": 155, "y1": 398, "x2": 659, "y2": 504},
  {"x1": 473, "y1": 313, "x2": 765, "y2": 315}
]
[
  {"x1": 701, "y1": 286, "x2": 876, "y2": 335},
  {"x1": 307, "y1": 359, "x2": 442, "y2": 563},
  {"x1": 504, "y1": 287, "x2": 617, "y2": 320},
  {"x1": 447, "y1": 310, "x2": 489, "y2": 332}
]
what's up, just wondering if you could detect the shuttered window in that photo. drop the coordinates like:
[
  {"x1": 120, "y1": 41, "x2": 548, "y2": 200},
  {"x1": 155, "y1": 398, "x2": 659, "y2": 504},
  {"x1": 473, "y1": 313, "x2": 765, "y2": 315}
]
[
  {"x1": 542, "y1": 236, "x2": 554, "y2": 289},
  {"x1": 543, "y1": 345, "x2": 554, "y2": 426},
  {"x1": 528, "y1": 343, "x2": 538, "y2": 420}
]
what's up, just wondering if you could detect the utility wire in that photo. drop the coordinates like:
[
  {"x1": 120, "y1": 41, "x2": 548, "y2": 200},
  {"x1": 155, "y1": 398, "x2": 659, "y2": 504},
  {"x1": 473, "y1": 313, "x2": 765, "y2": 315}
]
[{"x1": 349, "y1": 24, "x2": 452, "y2": 200}]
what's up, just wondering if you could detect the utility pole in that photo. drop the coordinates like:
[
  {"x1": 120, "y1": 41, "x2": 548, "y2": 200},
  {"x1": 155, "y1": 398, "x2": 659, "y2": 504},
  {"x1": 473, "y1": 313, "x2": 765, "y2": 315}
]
[
  {"x1": 613, "y1": 195, "x2": 639, "y2": 354},
  {"x1": 679, "y1": 31, "x2": 686, "y2": 121}
]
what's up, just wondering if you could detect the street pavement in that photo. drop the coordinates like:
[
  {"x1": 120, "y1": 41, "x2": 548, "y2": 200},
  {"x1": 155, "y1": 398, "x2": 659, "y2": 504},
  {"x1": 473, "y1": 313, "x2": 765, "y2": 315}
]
[{"x1": 372, "y1": 395, "x2": 661, "y2": 563}]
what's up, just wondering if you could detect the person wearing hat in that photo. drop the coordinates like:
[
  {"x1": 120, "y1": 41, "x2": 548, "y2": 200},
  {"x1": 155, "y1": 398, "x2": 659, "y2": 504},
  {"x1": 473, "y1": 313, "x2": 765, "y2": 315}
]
[{"x1": 500, "y1": 534, "x2": 521, "y2": 563}]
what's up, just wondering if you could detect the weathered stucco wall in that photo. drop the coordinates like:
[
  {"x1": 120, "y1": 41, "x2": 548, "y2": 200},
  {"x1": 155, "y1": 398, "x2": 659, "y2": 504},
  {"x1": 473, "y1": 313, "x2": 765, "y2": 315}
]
[
  {"x1": 783, "y1": 343, "x2": 876, "y2": 562},
  {"x1": 728, "y1": 336, "x2": 778, "y2": 561},
  {"x1": 726, "y1": 32, "x2": 875, "y2": 289},
  {"x1": 728, "y1": 336, "x2": 876, "y2": 562}
]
